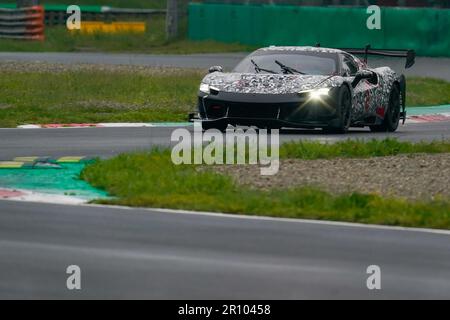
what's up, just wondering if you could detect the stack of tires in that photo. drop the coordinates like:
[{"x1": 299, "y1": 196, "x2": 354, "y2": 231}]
[{"x1": 0, "y1": 5, "x2": 45, "y2": 40}]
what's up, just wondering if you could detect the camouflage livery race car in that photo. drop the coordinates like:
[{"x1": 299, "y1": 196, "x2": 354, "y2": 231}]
[{"x1": 189, "y1": 45, "x2": 415, "y2": 133}]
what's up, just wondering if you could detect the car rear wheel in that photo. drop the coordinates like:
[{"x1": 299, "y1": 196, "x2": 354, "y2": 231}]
[
  {"x1": 370, "y1": 85, "x2": 401, "y2": 132},
  {"x1": 323, "y1": 85, "x2": 352, "y2": 134}
]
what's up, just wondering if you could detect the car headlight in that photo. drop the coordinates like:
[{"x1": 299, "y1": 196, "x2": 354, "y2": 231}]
[
  {"x1": 300, "y1": 87, "x2": 331, "y2": 99},
  {"x1": 199, "y1": 83, "x2": 210, "y2": 94}
]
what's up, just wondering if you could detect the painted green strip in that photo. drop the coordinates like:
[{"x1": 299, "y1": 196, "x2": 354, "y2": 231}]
[
  {"x1": 0, "y1": 3, "x2": 14, "y2": 9},
  {"x1": 0, "y1": 163, "x2": 107, "y2": 200},
  {"x1": 407, "y1": 105, "x2": 450, "y2": 116},
  {"x1": 44, "y1": 4, "x2": 103, "y2": 13}
]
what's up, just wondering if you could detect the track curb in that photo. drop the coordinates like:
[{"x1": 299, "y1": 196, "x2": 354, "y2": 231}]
[{"x1": 14, "y1": 106, "x2": 450, "y2": 129}]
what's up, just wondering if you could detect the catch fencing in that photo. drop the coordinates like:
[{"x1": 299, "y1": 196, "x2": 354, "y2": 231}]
[{"x1": 188, "y1": 3, "x2": 450, "y2": 57}]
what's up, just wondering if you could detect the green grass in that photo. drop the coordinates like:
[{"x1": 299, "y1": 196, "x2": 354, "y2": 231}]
[
  {"x1": 0, "y1": 15, "x2": 255, "y2": 54},
  {"x1": 0, "y1": 68, "x2": 203, "y2": 127},
  {"x1": 0, "y1": 67, "x2": 448, "y2": 127},
  {"x1": 408, "y1": 77, "x2": 450, "y2": 107},
  {"x1": 81, "y1": 142, "x2": 450, "y2": 230},
  {"x1": 280, "y1": 138, "x2": 450, "y2": 160}
]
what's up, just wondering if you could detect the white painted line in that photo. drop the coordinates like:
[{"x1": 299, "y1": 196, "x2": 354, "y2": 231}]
[
  {"x1": 2, "y1": 196, "x2": 449, "y2": 236},
  {"x1": 16, "y1": 123, "x2": 193, "y2": 129},
  {"x1": 98, "y1": 123, "x2": 154, "y2": 128},
  {"x1": 14, "y1": 115, "x2": 450, "y2": 130},
  {"x1": 0, "y1": 188, "x2": 86, "y2": 205},
  {"x1": 18, "y1": 193, "x2": 86, "y2": 205},
  {"x1": 17, "y1": 125, "x2": 42, "y2": 129},
  {"x1": 125, "y1": 206, "x2": 450, "y2": 236}
]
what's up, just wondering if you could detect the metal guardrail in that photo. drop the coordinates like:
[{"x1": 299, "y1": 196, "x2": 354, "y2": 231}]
[{"x1": 0, "y1": 5, "x2": 44, "y2": 40}]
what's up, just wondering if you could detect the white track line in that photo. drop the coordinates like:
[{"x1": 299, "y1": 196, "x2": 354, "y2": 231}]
[
  {"x1": 16, "y1": 123, "x2": 193, "y2": 129},
  {"x1": 1, "y1": 196, "x2": 449, "y2": 236},
  {"x1": 0, "y1": 188, "x2": 86, "y2": 205},
  {"x1": 14, "y1": 113, "x2": 450, "y2": 129}
]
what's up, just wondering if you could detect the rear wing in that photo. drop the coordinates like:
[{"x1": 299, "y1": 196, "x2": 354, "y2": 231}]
[{"x1": 339, "y1": 45, "x2": 416, "y2": 69}]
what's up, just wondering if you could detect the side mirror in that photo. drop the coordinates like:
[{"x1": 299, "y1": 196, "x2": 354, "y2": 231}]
[
  {"x1": 209, "y1": 65, "x2": 223, "y2": 73},
  {"x1": 352, "y1": 70, "x2": 374, "y2": 88}
]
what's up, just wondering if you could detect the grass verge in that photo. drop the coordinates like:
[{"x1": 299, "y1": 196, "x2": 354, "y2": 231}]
[
  {"x1": 81, "y1": 139, "x2": 450, "y2": 230},
  {"x1": 0, "y1": 64, "x2": 448, "y2": 128},
  {"x1": 0, "y1": 67, "x2": 203, "y2": 127},
  {"x1": 408, "y1": 77, "x2": 450, "y2": 107},
  {"x1": 0, "y1": 16, "x2": 255, "y2": 54},
  {"x1": 280, "y1": 138, "x2": 450, "y2": 159}
]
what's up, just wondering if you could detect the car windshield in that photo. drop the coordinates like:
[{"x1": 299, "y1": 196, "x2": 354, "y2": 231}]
[{"x1": 233, "y1": 52, "x2": 338, "y2": 75}]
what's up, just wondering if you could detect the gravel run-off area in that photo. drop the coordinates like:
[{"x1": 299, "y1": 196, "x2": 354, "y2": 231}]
[{"x1": 211, "y1": 153, "x2": 450, "y2": 201}]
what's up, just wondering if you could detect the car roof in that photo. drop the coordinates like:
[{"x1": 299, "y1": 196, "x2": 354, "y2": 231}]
[{"x1": 256, "y1": 46, "x2": 345, "y2": 55}]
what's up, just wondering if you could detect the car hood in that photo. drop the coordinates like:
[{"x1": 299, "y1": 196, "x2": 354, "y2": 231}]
[{"x1": 202, "y1": 72, "x2": 344, "y2": 94}]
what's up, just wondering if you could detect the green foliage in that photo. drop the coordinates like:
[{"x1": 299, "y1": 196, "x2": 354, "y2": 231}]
[
  {"x1": 0, "y1": 68, "x2": 203, "y2": 127},
  {"x1": 0, "y1": 16, "x2": 254, "y2": 54},
  {"x1": 280, "y1": 138, "x2": 450, "y2": 160},
  {"x1": 81, "y1": 143, "x2": 450, "y2": 230},
  {"x1": 408, "y1": 77, "x2": 450, "y2": 107}
]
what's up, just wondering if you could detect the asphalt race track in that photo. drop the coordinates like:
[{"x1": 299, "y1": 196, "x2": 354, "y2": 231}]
[
  {"x1": 1, "y1": 52, "x2": 450, "y2": 299},
  {"x1": 1, "y1": 121, "x2": 450, "y2": 299},
  {"x1": 1, "y1": 200, "x2": 450, "y2": 299},
  {"x1": 1, "y1": 52, "x2": 450, "y2": 81},
  {"x1": 0, "y1": 122, "x2": 449, "y2": 160}
]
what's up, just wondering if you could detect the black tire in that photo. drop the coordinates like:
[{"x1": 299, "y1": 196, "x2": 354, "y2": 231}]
[
  {"x1": 323, "y1": 85, "x2": 352, "y2": 134},
  {"x1": 201, "y1": 121, "x2": 228, "y2": 132},
  {"x1": 370, "y1": 85, "x2": 401, "y2": 133}
]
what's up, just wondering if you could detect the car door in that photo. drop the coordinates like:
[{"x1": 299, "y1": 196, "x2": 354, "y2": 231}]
[{"x1": 341, "y1": 53, "x2": 379, "y2": 120}]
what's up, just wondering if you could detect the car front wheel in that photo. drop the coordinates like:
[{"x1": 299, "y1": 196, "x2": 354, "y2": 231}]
[{"x1": 323, "y1": 85, "x2": 352, "y2": 134}]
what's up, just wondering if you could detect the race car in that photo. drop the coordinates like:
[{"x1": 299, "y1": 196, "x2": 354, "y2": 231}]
[{"x1": 189, "y1": 45, "x2": 415, "y2": 133}]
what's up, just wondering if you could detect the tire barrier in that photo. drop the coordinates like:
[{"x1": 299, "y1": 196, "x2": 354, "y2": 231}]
[{"x1": 0, "y1": 5, "x2": 44, "y2": 40}]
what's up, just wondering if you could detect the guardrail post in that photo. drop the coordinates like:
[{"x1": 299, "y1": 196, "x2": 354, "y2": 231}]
[{"x1": 166, "y1": 0, "x2": 178, "y2": 40}]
